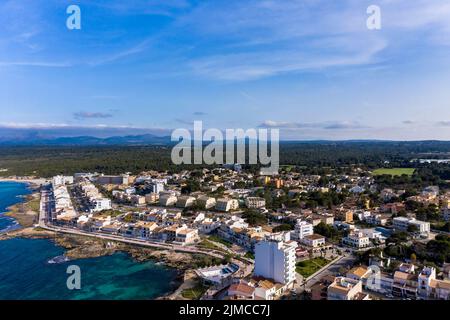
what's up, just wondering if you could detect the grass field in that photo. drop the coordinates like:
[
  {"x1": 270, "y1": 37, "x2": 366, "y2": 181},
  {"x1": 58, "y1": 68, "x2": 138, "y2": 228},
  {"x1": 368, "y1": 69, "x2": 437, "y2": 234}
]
[
  {"x1": 181, "y1": 282, "x2": 208, "y2": 300},
  {"x1": 296, "y1": 257, "x2": 330, "y2": 278},
  {"x1": 208, "y1": 235, "x2": 233, "y2": 248},
  {"x1": 372, "y1": 168, "x2": 415, "y2": 176}
]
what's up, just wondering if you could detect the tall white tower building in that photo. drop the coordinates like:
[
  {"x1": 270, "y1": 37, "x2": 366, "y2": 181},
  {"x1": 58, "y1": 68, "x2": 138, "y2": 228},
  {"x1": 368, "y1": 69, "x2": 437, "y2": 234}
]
[{"x1": 254, "y1": 236, "x2": 297, "y2": 285}]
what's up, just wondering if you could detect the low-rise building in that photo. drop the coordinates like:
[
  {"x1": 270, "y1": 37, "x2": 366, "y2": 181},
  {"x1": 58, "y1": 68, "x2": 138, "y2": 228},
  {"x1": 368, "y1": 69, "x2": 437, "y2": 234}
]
[
  {"x1": 308, "y1": 214, "x2": 334, "y2": 226},
  {"x1": 134, "y1": 221, "x2": 158, "y2": 239},
  {"x1": 342, "y1": 231, "x2": 370, "y2": 249},
  {"x1": 145, "y1": 192, "x2": 159, "y2": 204},
  {"x1": 327, "y1": 277, "x2": 369, "y2": 300},
  {"x1": 131, "y1": 195, "x2": 146, "y2": 206},
  {"x1": 227, "y1": 283, "x2": 255, "y2": 300},
  {"x1": 393, "y1": 217, "x2": 430, "y2": 236},
  {"x1": 254, "y1": 280, "x2": 277, "y2": 300},
  {"x1": 96, "y1": 174, "x2": 129, "y2": 185},
  {"x1": 346, "y1": 266, "x2": 370, "y2": 282},
  {"x1": 360, "y1": 228, "x2": 385, "y2": 243},
  {"x1": 100, "y1": 222, "x2": 122, "y2": 234},
  {"x1": 175, "y1": 228, "x2": 199, "y2": 245},
  {"x1": 418, "y1": 266, "x2": 450, "y2": 300},
  {"x1": 301, "y1": 234, "x2": 326, "y2": 248},
  {"x1": 339, "y1": 210, "x2": 354, "y2": 223},
  {"x1": 392, "y1": 270, "x2": 418, "y2": 299},
  {"x1": 311, "y1": 275, "x2": 335, "y2": 300},
  {"x1": 364, "y1": 213, "x2": 389, "y2": 226}
]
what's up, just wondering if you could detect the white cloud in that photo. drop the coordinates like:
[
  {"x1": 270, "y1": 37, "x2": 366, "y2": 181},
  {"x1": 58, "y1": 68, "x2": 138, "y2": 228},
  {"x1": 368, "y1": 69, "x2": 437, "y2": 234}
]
[
  {"x1": 0, "y1": 61, "x2": 71, "y2": 67},
  {"x1": 259, "y1": 120, "x2": 367, "y2": 130}
]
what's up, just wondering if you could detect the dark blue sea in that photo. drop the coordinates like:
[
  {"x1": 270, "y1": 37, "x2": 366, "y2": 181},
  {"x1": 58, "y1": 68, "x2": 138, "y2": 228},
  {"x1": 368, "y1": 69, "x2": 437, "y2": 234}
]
[{"x1": 0, "y1": 182, "x2": 179, "y2": 300}]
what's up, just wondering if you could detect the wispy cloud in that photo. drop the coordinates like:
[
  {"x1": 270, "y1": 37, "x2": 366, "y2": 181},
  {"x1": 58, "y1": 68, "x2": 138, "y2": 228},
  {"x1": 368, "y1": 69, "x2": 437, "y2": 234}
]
[
  {"x1": 176, "y1": 0, "x2": 390, "y2": 81},
  {"x1": 87, "y1": 38, "x2": 153, "y2": 66},
  {"x1": 189, "y1": 39, "x2": 386, "y2": 81},
  {"x1": 259, "y1": 120, "x2": 367, "y2": 130},
  {"x1": 171, "y1": 0, "x2": 450, "y2": 81},
  {"x1": 91, "y1": 0, "x2": 191, "y2": 17},
  {"x1": 0, "y1": 61, "x2": 71, "y2": 67},
  {"x1": 73, "y1": 112, "x2": 113, "y2": 120},
  {"x1": 175, "y1": 118, "x2": 193, "y2": 125}
]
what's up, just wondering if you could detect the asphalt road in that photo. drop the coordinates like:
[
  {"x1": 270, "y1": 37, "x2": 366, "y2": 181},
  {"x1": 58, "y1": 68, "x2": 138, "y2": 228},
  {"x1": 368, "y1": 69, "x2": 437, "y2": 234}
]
[{"x1": 302, "y1": 254, "x2": 356, "y2": 291}]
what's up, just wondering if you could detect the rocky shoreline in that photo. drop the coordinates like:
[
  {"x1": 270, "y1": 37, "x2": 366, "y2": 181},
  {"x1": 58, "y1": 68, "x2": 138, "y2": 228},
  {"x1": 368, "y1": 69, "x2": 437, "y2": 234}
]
[{"x1": 0, "y1": 189, "x2": 199, "y2": 299}]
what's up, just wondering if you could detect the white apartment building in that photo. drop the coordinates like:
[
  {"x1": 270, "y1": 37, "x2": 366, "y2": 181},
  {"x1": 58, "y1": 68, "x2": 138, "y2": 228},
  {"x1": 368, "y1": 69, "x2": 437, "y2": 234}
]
[
  {"x1": 197, "y1": 196, "x2": 216, "y2": 209},
  {"x1": 291, "y1": 219, "x2": 313, "y2": 241},
  {"x1": 356, "y1": 211, "x2": 372, "y2": 221},
  {"x1": 91, "y1": 198, "x2": 112, "y2": 212},
  {"x1": 393, "y1": 217, "x2": 430, "y2": 235},
  {"x1": 342, "y1": 231, "x2": 370, "y2": 249},
  {"x1": 176, "y1": 196, "x2": 196, "y2": 208},
  {"x1": 409, "y1": 220, "x2": 431, "y2": 235},
  {"x1": 215, "y1": 198, "x2": 239, "y2": 212},
  {"x1": 159, "y1": 194, "x2": 177, "y2": 207},
  {"x1": 198, "y1": 219, "x2": 221, "y2": 234},
  {"x1": 74, "y1": 172, "x2": 96, "y2": 182},
  {"x1": 364, "y1": 213, "x2": 388, "y2": 226},
  {"x1": 360, "y1": 229, "x2": 385, "y2": 242},
  {"x1": 52, "y1": 184, "x2": 77, "y2": 220},
  {"x1": 52, "y1": 175, "x2": 74, "y2": 186},
  {"x1": 393, "y1": 217, "x2": 411, "y2": 230},
  {"x1": 254, "y1": 237, "x2": 297, "y2": 285},
  {"x1": 245, "y1": 197, "x2": 266, "y2": 209},
  {"x1": 149, "y1": 182, "x2": 165, "y2": 194}
]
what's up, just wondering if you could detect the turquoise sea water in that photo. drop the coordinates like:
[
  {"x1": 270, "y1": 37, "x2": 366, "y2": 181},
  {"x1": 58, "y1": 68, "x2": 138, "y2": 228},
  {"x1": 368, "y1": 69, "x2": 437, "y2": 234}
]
[
  {"x1": 0, "y1": 181, "x2": 31, "y2": 232},
  {"x1": 0, "y1": 182, "x2": 180, "y2": 300}
]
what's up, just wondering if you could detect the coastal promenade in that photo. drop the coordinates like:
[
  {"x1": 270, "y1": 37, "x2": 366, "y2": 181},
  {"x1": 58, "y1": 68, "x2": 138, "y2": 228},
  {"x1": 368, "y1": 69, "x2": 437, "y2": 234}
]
[{"x1": 38, "y1": 190, "x2": 242, "y2": 262}]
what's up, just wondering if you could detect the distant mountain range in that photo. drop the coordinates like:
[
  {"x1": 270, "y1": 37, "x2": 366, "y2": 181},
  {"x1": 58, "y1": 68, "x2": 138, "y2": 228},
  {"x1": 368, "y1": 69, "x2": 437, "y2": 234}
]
[
  {"x1": 0, "y1": 134, "x2": 173, "y2": 146},
  {"x1": 0, "y1": 133, "x2": 449, "y2": 146}
]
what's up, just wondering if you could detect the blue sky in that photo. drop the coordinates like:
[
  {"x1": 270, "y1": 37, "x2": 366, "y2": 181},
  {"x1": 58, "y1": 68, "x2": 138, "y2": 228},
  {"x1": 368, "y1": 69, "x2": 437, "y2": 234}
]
[{"x1": 1, "y1": 0, "x2": 450, "y2": 140}]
